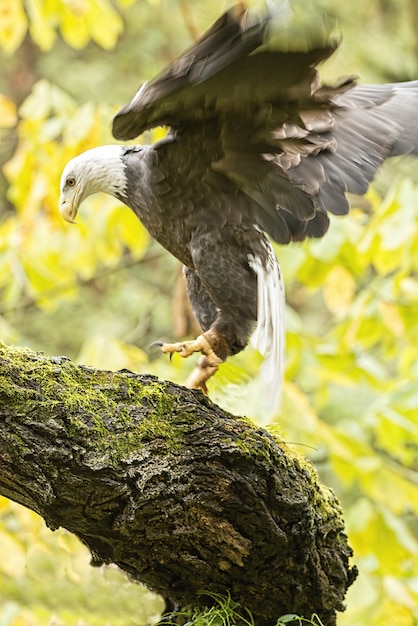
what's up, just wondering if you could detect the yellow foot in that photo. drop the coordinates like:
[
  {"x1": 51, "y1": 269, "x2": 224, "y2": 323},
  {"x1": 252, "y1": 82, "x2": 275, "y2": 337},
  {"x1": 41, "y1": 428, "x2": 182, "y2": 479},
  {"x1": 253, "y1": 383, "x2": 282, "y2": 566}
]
[
  {"x1": 185, "y1": 355, "x2": 220, "y2": 394},
  {"x1": 157, "y1": 334, "x2": 223, "y2": 393}
]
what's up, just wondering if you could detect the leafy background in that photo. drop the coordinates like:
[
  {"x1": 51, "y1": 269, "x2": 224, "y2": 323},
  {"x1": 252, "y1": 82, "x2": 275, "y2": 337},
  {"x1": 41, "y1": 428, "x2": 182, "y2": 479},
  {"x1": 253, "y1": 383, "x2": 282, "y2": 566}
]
[{"x1": 0, "y1": 0, "x2": 417, "y2": 624}]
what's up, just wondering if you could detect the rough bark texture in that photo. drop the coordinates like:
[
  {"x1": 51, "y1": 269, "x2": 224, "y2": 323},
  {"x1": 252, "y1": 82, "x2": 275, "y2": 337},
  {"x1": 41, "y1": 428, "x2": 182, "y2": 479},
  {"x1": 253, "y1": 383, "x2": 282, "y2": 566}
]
[{"x1": 0, "y1": 343, "x2": 357, "y2": 625}]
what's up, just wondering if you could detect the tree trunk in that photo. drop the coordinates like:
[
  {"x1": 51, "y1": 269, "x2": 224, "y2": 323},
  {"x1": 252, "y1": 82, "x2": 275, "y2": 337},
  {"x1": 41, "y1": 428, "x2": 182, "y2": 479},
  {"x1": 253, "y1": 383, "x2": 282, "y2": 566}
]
[{"x1": 0, "y1": 342, "x2": 357, "y2": 625}]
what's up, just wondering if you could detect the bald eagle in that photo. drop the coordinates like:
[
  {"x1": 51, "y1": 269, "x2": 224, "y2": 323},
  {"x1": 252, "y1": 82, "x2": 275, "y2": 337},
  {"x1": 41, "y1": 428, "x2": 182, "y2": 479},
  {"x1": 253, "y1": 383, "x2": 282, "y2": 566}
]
[{"x1": 60, "y1": 4, "x2": 418, "y2": 409}]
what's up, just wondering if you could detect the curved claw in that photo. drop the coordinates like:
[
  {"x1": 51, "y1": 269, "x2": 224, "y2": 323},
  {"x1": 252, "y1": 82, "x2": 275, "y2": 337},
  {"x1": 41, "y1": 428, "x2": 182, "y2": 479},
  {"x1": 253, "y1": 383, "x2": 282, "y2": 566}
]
[
  {"x1": 150, "y1": 340, "x2": 182, "y2": 361},
  {"x1": 149, "y1": 340, "x2": 164, "y2": 350}
]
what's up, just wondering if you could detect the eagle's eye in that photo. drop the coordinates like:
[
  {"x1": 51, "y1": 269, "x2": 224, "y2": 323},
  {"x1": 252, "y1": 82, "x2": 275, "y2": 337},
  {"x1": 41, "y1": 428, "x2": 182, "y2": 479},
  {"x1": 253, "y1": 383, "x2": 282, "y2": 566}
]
[{"x1": 66, "y1": 176, "x2": 76, "y2": 187}]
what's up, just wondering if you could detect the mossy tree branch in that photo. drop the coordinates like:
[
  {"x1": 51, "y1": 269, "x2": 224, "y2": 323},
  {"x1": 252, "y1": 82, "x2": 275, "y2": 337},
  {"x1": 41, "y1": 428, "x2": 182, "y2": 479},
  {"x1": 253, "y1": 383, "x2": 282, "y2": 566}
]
[{"x1": 0, "y1": 343, "x2": 357, "y2": 626}]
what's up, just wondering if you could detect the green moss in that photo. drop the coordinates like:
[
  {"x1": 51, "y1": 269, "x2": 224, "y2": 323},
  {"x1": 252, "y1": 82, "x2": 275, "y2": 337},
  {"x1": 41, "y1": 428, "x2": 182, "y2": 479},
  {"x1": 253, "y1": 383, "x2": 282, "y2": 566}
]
[
  {"x1": 232, "y1": 421, "x2": 288, "y2": 466},
  {"x1": 230, "y1": 420, "x2": 344, "y2": 532},
  {"x1": 233, "y1": 431, "x2": 271, "y2": 464},
  {"x1": 0, "y1": 343, "x2": 182, "y2": 468},
  {"x1": 75, "y1": 377, "x2": 182, "y2": 466}
]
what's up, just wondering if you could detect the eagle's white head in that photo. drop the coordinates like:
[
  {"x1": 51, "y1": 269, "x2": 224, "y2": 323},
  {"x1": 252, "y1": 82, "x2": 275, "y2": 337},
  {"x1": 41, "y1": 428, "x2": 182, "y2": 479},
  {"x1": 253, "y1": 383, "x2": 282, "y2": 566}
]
[{"x1": 59, "y1": 145, "x2": 127, "y2": 223}]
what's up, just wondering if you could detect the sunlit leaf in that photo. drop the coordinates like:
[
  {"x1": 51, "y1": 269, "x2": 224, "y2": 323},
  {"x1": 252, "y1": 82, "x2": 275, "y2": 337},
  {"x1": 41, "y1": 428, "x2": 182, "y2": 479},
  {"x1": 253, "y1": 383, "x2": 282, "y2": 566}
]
[
  {"x1": 0, "y1": 94, "x2": 18, "y2": 127},
  {"x1": 105, "y1": 206, "x2": 150, "y2": 260},
  {"x1": 60, "y1": 4, "x2": 89, "y2": 49},
  {"x1": 86, "y1": 0, "x2": 124, "y2": 50},
  {"x1": 0, "y1": 529, "x2": 27, "y2": 577},
  {"x1": 383, "y1": 576, "x2": 417, "y2": 613},
  {"x1": 58, "y1": 0, "x2": 123, "y2": 49},
  {"x1": 338, "y1": 567, "x2": 379, "y2": 624},
  {"x1": 19, "y1": 80, "x2": 75, "y2": 122},
  {"x1": 323, "y1": 265, "x2": 356, "y2": 315},
  {"x1": 305, "y1": 218, "x2": 346, "y2": 262},
  {"x1": 63, "y1": 102, "x2": 95, "y2": 146},
  {"x1": 0, "y1": 0, "x2": 27, "y2": 53},
  {"x1": 76, "y1": 333, "x2": 148, "y2": 371},
  {"x1": 25, "y1": 0, "x2": 58, "y2": 51}
]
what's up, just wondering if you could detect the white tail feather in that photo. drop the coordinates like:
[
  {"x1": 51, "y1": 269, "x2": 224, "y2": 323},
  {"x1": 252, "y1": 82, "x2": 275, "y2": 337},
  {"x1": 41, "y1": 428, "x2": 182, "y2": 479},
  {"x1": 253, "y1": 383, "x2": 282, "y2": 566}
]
[{"x1": 248, "y1": 241, "x2": 285, "y2": 416}]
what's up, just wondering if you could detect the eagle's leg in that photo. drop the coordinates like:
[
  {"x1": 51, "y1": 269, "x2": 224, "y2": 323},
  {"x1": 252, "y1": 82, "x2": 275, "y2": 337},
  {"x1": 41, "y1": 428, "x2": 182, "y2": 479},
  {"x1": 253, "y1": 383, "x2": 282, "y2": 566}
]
[
  {"x1": 159, "y1": 226, "x2": 259, "y2": 393},
  {"x1": 158, "y1": 283, "x2": 227, "y2": 393},
  {"x1": 159, "y1": 331, "x2": 223, "y2": 393}
]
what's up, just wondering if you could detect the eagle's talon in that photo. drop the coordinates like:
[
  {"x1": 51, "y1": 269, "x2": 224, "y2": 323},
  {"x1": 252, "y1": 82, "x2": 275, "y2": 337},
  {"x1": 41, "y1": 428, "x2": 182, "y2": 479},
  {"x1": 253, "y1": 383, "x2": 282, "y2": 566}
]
[
  {"x1": 158, "y1": 335, "x2": 222, "y2": 364},
  {"x1": 153, "y1": 335, "x2": 223, "y2": 392},
  {"x1": 159, "y1": 341, "x2": 188, "y2": 357},
  {"x1": 149, "y1": 340, "x2": 164, "y2": 351}
]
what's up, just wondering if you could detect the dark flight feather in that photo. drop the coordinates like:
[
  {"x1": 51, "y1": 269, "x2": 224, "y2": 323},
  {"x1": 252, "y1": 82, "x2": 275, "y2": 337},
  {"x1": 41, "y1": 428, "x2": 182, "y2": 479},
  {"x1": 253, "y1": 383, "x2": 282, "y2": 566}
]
[{"x1": 112, "y1": 6, "x2": 418, "y2": 245}]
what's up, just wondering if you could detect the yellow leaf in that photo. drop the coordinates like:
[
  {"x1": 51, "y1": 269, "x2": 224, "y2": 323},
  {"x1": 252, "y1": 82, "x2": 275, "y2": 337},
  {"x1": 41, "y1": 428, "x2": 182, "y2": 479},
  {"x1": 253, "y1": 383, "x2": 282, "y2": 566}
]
[
  {"x1": 58, "y1": 0, "x2": 123, "y2": 50},
  {"x1": 87, "y1": 0, "x2": 124, "y2": 50},
  {"x1": 305, "y1": 218, "x2": 346, "y2": 262},
  {"x1": 398, "y1": 277, "x2": 418, "y2": 302},
  {"x1": 0, "y1": 529, "x2": 27, "y2": 577},
  {"x1": 377, "y1": 598, "x2": 418, "y2": 626},
  {"x1": 373, "y1": 245, "x2": 404, "y2": 275},
  {"x1": 0, "y1": 93, "x2": 17, "y2": 127},
  {"x1": 60, "y1": 5, "x2": 89, "y2": 49},
  {"x1": 338, "y1": 569, "x2": 379, "y2": 622},
  {"x1": 63, "y1": 102, "x2": 95, "y2": 146},
  {"x1": 19, "y1": 79, "x2": 54, "y2": 120},
  {"x1": 3, "y1": 143, "x2": 35, "y2": 212},
  {"x1": 25, "y1": 0, "x2": 58, "y2": 51},
  {"x1": 379, "y1": 301, "x2": 405, "y2": 336},
  {"x1": 361, "y1": 464, "x2": 418, "y2": 516},
  {"x1": 323, "y1": 265, "x2": 356, "y2": 314},
  {"x1": 151, "y1": 126, "x2": 169, "y2": 143},
  {"x1": 26, "y1": 543, "x2": 53, "y2": 582},
  {"x1": 77, "y1": 334, "x2": 148, "y2": 371},
  {"x1": 106, "y1": 205, "x2": 150, "y2": 259},
  {"x1": 0, "y1": 0, "x2": 27, "y2": 53},
  {"x1": 383, "y1": 576, "x2": 418, "y2": 612},
  {"x1": 279, "y1": 380, "x2": 324, "y2": 445}
]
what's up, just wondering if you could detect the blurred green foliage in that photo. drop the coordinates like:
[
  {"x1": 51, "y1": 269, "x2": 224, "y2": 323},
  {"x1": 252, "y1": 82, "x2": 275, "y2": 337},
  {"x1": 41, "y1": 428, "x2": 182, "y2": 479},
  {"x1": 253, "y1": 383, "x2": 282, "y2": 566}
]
[{"x1": 0, "y1": 0, "x2": 417, "y2": 625}]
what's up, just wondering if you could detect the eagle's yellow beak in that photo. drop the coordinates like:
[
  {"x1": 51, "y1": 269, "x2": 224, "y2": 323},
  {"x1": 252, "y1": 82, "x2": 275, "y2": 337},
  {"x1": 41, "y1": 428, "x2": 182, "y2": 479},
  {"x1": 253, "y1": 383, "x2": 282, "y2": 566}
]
[{"x1": 59, "y1": 193, "x2": 79, "y2": 224}]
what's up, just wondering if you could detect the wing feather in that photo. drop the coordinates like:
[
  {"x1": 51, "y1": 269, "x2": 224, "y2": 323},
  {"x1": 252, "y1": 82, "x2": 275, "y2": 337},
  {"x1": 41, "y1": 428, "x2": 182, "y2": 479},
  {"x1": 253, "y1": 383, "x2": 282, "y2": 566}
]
[{"x1": 112, "y1": 4, "x2": 418, "y2": 244}]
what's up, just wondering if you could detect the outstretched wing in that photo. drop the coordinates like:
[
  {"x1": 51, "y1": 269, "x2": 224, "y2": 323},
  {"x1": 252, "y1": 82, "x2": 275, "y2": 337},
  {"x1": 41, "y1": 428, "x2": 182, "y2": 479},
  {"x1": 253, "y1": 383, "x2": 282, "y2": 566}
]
[
  {"x1": 112, "y1": 5, "x2": 336, "y2": 139},
  {"x1": 113, "y1": 5, "x2": 269, "y2": 139},
  {"x1": 112, "y1": 4, "x2": 418, "y2": 244}
]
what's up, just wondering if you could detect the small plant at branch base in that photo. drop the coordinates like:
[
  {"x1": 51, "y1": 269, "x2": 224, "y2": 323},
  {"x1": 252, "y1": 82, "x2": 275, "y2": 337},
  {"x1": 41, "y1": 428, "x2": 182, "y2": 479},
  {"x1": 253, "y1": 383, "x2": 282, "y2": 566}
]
[
  {"x1": 158, "y1": 592, "x2": 255, "y2": 625},
  {"x1": 276, "y1": 614, "x2": 325, "y2": 625},
  {"x1": 158, "y1": 592, "x2": 325, "y2": 626}
]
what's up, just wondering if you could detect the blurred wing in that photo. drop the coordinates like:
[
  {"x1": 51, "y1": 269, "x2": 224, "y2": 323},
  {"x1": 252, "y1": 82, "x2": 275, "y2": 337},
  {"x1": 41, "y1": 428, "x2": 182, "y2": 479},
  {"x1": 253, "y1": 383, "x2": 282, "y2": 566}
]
[
  {"x1": 112, "y1": 3, "x2": 418, "y2": 244},
  {"x1": 112, "y1": 5, "x2": 268, "y2": 140},
  {"x1": 112, "y1": 4, "x2": 336, "y2": 141}
]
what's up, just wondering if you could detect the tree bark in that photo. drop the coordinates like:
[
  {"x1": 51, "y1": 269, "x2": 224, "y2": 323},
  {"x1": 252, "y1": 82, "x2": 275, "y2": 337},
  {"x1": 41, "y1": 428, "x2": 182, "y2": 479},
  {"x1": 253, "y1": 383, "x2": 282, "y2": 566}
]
[{"x1": 0, "y1": 342, "x2": 357, "y2": 625}]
